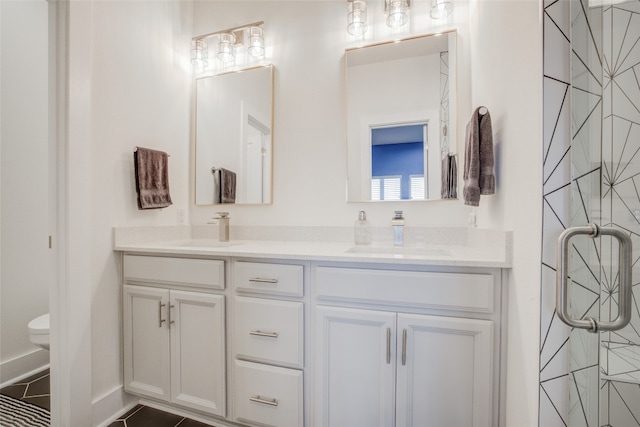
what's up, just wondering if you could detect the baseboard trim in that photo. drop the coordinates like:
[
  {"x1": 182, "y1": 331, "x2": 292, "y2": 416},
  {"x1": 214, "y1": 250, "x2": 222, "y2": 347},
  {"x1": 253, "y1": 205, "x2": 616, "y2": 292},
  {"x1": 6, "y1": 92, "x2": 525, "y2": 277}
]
[
  {"x1": 0, "y1": 349, "x2": 49, "y2": 387},
  {"x1": 92, "y1": 385, "x2": 138, "y2": 427}
]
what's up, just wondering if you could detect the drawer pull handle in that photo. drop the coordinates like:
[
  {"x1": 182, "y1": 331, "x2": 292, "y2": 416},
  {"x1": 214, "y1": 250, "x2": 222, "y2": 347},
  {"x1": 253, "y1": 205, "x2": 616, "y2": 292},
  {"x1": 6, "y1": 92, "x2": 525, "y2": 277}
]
[
  {"x1": 249, "y1": 277, "x2": 279, "y2": 284},
  {"x1": 158, "y1": 302, "x2": 166, "y2": 328},
  {"x1": 249, "y1": 395, "x2": 279, "y2": 407},
  {"x1": 249, "y1": 330, "x2": 279, "y2": 338}
]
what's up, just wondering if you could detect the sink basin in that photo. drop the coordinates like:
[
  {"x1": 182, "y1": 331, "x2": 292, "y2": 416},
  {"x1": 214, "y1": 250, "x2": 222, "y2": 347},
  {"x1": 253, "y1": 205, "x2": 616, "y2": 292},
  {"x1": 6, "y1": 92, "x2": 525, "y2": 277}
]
[
  {"x1": 346, "y1": 245, "x2": 452, "y2": 256},
  {"x1": 169, "y1": 239, "x2": 241, "y2": 248}
]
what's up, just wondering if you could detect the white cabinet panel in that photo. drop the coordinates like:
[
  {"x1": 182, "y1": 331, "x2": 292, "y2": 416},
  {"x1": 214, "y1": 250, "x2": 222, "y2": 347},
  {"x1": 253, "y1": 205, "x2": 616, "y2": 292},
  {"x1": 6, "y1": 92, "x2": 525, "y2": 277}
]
[
  {"x1": 124, "y1": 255, "x2": 225, "y2": 289},
  {"x1": 315, "y1": 266, "x2": 494, "y2": 313},
  {"x1": 123, "y1": 284, "x2": 226, "y2": 417},
  {"x1": 315, "y1": 305, "x2": 396, "y2": 427},
  {"x1": 395, "y1": 314, "x2": 493, "y2": 427},
  {"x1": 234, "y1": 360, "x2": 303, "y2": 427},
  {"x1": 123, "y1": 285, "x2": 171, "y2": 401},
  {"x1": 170, "y1": 291, "x2": 226, "y2": 417},
  {"x1": 234, "y1": 296, "x2": 304, "y2": 368}
]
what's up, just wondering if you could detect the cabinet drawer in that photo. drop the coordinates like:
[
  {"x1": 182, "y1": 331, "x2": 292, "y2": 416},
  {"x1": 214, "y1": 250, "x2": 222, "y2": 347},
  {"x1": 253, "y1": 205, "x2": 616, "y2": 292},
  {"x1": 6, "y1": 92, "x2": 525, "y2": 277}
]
[
  {"x1": 123, "y1": 255, "x2": 225, "y2": 289},
  {"x1": 234, "y1": 296, "x2": 304, "y2": 368},
  {"x1": 233, "y1": 261, "x2": 303, "y2": 297},
  {"x1": 233, "y1": 360, "x2": 303, "y2": 427},
  {"x1": 315, "y1": 266, "x2": 494, "y2": 313}
]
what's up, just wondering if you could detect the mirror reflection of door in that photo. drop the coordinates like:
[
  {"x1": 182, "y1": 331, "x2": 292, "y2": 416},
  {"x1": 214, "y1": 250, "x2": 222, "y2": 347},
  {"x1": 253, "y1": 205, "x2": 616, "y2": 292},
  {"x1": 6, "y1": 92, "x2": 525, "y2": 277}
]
[
  {"x1": 370, "y1": 123, "x2": 428, "y2": 201},
  {"x1": 243, "y1": 115, "x2": 271, "y2": 204}
]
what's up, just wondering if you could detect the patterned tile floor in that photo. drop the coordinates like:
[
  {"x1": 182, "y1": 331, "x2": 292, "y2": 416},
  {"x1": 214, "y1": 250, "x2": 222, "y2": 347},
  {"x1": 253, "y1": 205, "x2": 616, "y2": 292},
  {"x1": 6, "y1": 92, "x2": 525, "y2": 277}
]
[
  {"x1": 0, "y1": 369, "x2": 50, "y2": 411},
  {"x1": 0, "y1": 369, "x2": 214, "y2": 427},
  {"x1": 107, "y1": 405, "x2": 212, "y2": 427}
]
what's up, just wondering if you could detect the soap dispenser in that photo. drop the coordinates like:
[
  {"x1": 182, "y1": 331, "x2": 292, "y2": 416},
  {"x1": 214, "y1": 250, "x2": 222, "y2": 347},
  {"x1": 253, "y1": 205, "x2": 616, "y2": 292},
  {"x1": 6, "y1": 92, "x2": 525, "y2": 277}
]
[{"x1": 354, "y1": 210, "x2": 371, "y2": 246}]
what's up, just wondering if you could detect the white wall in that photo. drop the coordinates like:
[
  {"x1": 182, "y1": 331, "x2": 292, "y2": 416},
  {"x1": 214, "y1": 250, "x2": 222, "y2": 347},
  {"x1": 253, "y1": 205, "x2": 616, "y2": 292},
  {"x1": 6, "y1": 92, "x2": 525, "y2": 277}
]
[
  {"x1": 0, "y1": 0, "x2": 51, "y2": 383},
  {"x1": 60, "y1": 0, "x2": 542, "y2": 424},
  {"x1": 64, "y1": 0, "x2": 193, "y2": 421},
  {"x1": 469, "y1": 1, "x2": 543, "y2": 426}
]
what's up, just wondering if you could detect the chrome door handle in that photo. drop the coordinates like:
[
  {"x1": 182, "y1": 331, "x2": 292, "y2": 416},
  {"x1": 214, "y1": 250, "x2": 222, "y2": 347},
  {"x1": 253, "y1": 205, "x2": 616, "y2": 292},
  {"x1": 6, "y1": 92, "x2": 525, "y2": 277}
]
[
  {"x1": 158, "y1": 302, "x2": 166, "y2": 327},
  {"x1": 168, "y1": 304, "x2": 175, "y2": 329},
  {"x1": 386, "y1": 328, "x2": 391, "y2": 364},
  {"x1": 401, "y1": 329, "x2": 407, "y2": 366},
  {"x1": 556, "y1": 223, "x2": 632, "y2": 332}
]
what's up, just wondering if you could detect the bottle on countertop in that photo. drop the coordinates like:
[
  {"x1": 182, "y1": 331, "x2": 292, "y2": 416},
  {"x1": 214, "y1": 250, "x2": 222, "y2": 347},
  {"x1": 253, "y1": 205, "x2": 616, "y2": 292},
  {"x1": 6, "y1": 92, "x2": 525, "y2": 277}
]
[{"x1": 354, "y1": 210, "x2": 371, "y2": 246}]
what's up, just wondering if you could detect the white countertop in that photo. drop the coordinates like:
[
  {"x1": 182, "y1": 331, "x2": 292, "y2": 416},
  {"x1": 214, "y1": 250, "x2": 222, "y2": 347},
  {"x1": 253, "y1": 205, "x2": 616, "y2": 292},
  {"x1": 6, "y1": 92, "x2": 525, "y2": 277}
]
[{"x1": 114, "y1": 235, "x2": 512, "y2": 268}]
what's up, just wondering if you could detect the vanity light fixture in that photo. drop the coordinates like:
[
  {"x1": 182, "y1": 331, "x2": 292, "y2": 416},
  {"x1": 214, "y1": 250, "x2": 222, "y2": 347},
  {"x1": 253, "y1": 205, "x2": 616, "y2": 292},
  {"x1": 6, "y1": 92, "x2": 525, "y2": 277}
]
[
  {"x1": 347, "y1": 0, "x2": 368, "y2": 36},
  {"x1": 429, "y1": 0, "x2": 454, "y2": 19},
  {"x1": 217, "y1": 32, "x2": 236, "y2": 63},
  {"x1": 248, "y1": 26, "x2": 266, "y2": 57},
  {"x1": 191, "y1": 39, "x2": 209, "y2": 69},
  {"x1": 385, "y1": 0, "x2": 410, "y2": 29},
  {"x1": 191, "y1": 21, "x2": 266, "y2": 70}
]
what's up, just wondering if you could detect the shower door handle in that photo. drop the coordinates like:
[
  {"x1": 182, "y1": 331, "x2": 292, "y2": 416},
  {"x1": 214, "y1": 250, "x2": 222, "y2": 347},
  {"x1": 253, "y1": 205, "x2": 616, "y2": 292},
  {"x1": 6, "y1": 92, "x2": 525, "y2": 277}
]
[{"x1": 556, "y1": 223, "x2": 632, "y2": 333}]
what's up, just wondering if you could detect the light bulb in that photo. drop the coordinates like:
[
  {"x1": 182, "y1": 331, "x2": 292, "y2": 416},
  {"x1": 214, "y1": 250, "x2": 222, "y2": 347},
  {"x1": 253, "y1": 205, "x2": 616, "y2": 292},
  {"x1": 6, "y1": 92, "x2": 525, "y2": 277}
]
[
  {"x1": 347, "y1": 1, "x2": 368, "y2": 36},
  {"x1": 386, "y1": 0, "x2": 408, "y2": 28},
  {"x1": 217, "y1": 33, "x2": 236, "y2": 63},
  {"x1": 248, "y1": 26, "x2": 265, "y2": 57},
  {"x1": 430, "y1": 0, "x2": 454, "y2": 19}
]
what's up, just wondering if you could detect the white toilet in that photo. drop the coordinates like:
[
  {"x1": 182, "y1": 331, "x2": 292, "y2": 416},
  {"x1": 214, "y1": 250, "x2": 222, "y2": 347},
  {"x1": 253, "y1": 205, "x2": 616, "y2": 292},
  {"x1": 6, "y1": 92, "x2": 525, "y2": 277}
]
[{"x1": 28, "y1": 313, "x2": 50, "y2": 350}]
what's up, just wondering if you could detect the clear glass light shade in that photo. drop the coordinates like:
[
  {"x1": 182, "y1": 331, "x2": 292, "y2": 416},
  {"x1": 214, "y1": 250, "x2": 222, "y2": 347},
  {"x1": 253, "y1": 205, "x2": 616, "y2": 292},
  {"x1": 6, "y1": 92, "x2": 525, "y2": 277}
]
[
  {"x1": 386, "y1": 0, "x2": 409, "y2": 28},
  {"x1": 347, "y1": 1, "x2": 368, "y2": 36},
  {"x1": 430, "y1": 0, "x2": 453, "y2": 19},
  {"x1": 217, "y1": 33, "x2": 236, "y2": 63},
  {"x1": 191, "y1": 40, "x2": 209, "y2": 69},
  {"x1": 248, "y1": 26, "x2": 265, "y2": 57}
]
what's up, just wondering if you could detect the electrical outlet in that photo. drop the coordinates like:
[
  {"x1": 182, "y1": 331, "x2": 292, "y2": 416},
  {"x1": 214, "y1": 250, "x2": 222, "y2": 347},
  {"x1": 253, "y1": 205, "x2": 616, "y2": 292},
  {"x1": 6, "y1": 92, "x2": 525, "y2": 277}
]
[{"x1": 177, "y1": 208, "x2": 186, "y2": 225}]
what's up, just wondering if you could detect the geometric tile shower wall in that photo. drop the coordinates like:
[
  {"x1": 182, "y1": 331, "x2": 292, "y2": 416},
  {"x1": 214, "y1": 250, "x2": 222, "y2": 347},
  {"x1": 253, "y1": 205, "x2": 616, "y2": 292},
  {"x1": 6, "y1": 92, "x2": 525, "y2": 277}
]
[{"x1": 540, "y1": 1, "x2": 640, "y2": 425}]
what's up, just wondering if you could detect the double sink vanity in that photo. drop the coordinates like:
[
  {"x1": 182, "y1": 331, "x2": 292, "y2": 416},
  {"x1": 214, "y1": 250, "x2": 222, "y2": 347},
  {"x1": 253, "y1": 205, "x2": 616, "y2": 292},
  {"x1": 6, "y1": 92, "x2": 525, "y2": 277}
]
[{"x1": 114, "y1": 225, "x2": 511, "y2": 427}]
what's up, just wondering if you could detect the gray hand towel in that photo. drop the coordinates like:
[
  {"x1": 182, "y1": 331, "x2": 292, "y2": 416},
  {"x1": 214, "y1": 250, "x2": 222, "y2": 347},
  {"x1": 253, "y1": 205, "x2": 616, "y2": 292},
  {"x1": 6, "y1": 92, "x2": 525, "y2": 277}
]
[
  {"x1": 463, "y1": 107, "x2": 495, "y2": 206},
  {"x1": 134, "y1": 147, "x2": 173, "y2": 209},
  {"x1": 441, "y1": 153, "x2": 457, "y2": 199},
  {"x1": 213, "y1": 167, "x2": 237, "y2": 204}
]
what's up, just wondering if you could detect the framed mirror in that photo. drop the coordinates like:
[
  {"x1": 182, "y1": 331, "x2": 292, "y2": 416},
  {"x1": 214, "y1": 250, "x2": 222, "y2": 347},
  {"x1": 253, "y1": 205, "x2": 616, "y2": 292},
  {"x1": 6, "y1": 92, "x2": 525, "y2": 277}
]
[
  {"x1": 195, "y1": 65, "x2": 273, "y2": 205},
  {"x1": 345, "y1": 31, "x2": 457, "y2": 202}
]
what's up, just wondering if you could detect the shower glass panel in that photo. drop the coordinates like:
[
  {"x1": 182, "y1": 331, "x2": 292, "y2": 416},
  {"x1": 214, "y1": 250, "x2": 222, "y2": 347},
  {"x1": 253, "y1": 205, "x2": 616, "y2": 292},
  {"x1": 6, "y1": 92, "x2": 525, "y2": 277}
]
[{"x1": 569, "y1": 0, "x2": 640, "y2": 425}]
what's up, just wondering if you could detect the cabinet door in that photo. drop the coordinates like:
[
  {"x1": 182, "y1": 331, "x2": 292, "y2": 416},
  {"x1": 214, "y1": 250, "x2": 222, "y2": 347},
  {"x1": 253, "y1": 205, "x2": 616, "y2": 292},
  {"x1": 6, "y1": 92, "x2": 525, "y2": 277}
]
[
  {"x1": 123, "y1": 285, "x2": 171, "y2": 401},
  {"x1": 396, "y1": 313, "x2": 493, "y2": 427},
  {"x1": 315, "y1": 306, "x2": 396, "y2": 427},
  {"x1": 170, "y1": 290, "x2": 226, "y2": 417}
]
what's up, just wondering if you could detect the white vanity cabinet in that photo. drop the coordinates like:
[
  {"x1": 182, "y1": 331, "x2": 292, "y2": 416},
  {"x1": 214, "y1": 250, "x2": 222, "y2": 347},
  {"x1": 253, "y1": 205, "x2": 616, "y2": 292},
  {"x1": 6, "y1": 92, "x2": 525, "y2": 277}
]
[
  {"x1": 313, "y1": 264, "x2": 503, "y2": 427},
  {"x1": 116, "y1": 237, "x2": 509, "y2": 427},
  {"x1": 230, "y1": 260, "x2": 306, "y2": 427},
  {"x1": 122, "y1": 255, "x2": 226, "y2": 417}
]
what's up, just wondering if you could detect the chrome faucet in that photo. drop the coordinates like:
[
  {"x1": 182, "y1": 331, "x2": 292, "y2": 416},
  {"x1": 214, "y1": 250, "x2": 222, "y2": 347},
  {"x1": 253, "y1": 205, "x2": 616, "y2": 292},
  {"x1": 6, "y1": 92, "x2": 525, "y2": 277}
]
[
  {"x1": 216, "y1": 212, "x2": 230, "y2": 242},
  {"x1": 392, "y1": 211, "x2": 405, "y2": 246}
]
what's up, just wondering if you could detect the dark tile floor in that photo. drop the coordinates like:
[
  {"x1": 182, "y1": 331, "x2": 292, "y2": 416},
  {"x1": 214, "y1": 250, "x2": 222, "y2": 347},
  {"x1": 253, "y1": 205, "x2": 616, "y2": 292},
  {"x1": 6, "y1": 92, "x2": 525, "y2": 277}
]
[
  {"x1": 0, "y1": 368, "x2": 51, "y2": 411},
  {"x1": 107, "y1": 405, "x2": 213, "y2": 427},
  {"x1": 0, "y1": 369, "x2": 215, "y2": 427}
]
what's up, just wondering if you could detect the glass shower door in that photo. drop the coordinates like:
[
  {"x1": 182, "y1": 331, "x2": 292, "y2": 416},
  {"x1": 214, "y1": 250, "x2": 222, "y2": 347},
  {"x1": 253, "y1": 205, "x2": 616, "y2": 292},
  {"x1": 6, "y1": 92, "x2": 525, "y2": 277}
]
[{"x1": 563, "y1": 0, "x2": 640, "y2": 425}]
